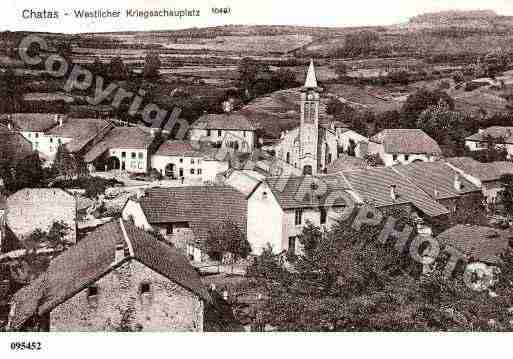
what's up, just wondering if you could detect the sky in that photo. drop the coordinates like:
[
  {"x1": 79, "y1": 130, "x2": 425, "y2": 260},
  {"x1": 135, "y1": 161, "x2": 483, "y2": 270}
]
[{"x1": 3, "y1": 0, "x2": 513, "y2": 33}]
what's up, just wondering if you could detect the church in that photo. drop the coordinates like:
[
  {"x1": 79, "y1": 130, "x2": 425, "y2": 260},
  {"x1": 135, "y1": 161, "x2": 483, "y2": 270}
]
[{"x1": 274, "y1": 60, "x2": 368, "y2": 175}]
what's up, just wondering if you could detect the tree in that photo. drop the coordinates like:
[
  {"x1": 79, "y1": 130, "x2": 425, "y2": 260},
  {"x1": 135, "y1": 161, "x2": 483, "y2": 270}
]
[
  {"x1": 0, "y1": 153, "x2": 45, "y2": 193},
  {"x1": 143, "y1": 52, "x2": 161, "y2": 80},
  {"x1": 0, "y1": 67, "x2": 21, "y2": 113},
  {"x1": 51, "y1": 145, "x2": 86, "y2": 181},
  {"x1": 270, "y1": 68, "x2": 298, "y2": 90},
  {"x1": 205, "y1": 220, "x2": 251, "y2": 262},
  {"x1": 401, "y1": 89, "x2": 454, "y2": 128},
  {"x1": 499, "y1": 174, "x2": 513, "y2": 219},
  {"x1": 334, "y1": 62, "x2": 348, "y2": 79},
  {"x1": 109, "y1": 57, "x2": 129, "y2": 81}
]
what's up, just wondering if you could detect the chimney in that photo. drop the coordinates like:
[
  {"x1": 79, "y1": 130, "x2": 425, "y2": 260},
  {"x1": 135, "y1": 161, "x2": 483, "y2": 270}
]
[
  {"x1": 390, "y1": 184, "x2": 397, "y2": 201},
  {"x1": 454, "y1": 174, "x2": 462, "y2": 191}
]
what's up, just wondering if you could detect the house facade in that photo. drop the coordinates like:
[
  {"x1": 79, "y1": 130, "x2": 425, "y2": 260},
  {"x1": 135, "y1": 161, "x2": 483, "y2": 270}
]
[
  {"x1": 189, "y1": 113, "x2": 258, "y2": 153},
  {"x1": 7, "y1": 220, "x2": 210, "y2": 331},
  {"x1": 465, "y1": 126, "x2": 513, "y2": 158},
  {"x1": 369, "y1": 129, "x2": 442, "y2": 166},
  {"x1": 121, "y1": 186, "x2": 247, "y2": 262},
  {"x1": 247, "y1": 176, "x2": 350, "y2": 255},
  {"x1": 151, "y1": 140, "x2": 229, "y2": 183}
]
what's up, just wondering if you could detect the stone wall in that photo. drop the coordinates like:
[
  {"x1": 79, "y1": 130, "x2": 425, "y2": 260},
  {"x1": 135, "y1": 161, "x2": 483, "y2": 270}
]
[{"x1": 50, "y1": 259, "x2": 204, "y2": 331}]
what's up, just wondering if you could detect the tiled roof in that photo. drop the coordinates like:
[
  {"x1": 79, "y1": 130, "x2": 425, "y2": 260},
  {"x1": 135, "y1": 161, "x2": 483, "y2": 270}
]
[
  {"x1": 84, "y1": 126, "x2": 154, "y2": 163},
  {"x1": 341, "y1": 167, "x2": 449, "y2": 217},
  {"x1": 135, "y1": 186, "x2": 246, "y2": 242},
  {"x1": 265, "y1": 175, "x2": 352, "y2": 209},
  {"x1": 0, "y1": 126, "x2": 35, "y2": 164},
  {"x1": 191, "y1": 113, "x2": 259, "y2": 131},
  {"x1": 436, "y1": 224, "x2": 511, "y2": 265},
  {"x1": 47, "y1": 118, "x2": 113, "y2": 153},
  {"x1": 466, "y1": 126, "x2": 513, "y2": 143},
  {"x1": 8, "y1": 220, "x2": 210, "y2": 329},
  {"x1": 326, "y1": 155, "x2": 369, "y2": 174},
  {"x1": 223, "y1": 169, "x2": 266, "y2": 197},
  {"x1": 0, "y1": 113, "x2": 60, "y2": 132},
  {"x1": 392, "y1": 162, "x2": 481, "y2": 200},
  {"x1": 154, "y1": 140, "x2": 218, "y2": 159},
  {"x1": 370, "y1": 129, "x2": 442, "y2": 155},
  {"x1": 446, "y1": 157, "x2": 513, "y2": 183}
]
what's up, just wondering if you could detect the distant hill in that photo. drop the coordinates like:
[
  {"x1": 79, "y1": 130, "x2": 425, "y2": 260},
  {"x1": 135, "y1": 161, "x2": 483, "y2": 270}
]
[{"x1": 408, "y1": 9, "x2": 513, "y2": 29}]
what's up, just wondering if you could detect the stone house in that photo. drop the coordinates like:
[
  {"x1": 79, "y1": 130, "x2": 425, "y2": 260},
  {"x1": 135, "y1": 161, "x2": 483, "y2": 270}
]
[
  {"x1": 446, "y1": 157, "x2": 513, "y2": 204},
  {"x1": 151, "y1": 140, "x2": 229, "y2": 182},
  {"x1": 121, "y1": 186, "x2": 247, "y2": 262},
  {"x1": 246, "y1": 175, "x2": 350, "y2": 255},
  {"x1": 189, "y1": 113, "x2": 258, "y2": 153},
  {"x1": 465, "y1": 126, "x2": 513, "y2": 158},
  {"x1": 392, "y1": 161, "x2": 484, "y2": 213},
  {"x1": 369, "y1": 129, "x2": 442, "y2": 166},
  {"x1": 7, "y1": 219, "x2": 210, "y2": 331},
  {"x1": 6, "y1": 188, "x2": 77, "y2": 246}
]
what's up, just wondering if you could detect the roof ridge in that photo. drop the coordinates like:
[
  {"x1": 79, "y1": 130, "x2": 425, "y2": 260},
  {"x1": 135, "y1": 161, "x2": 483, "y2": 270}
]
[{"x1": 119, "y1": 219, "x2": 134, "y2": 257}]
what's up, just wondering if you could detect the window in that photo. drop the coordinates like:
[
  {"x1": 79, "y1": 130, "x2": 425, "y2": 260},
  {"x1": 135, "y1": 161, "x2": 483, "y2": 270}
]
[
  {"x1": 320, "y1": 208, "x2": 327, "y2": 224},
  {"x1": 140, "y1": 282, "x2": 151, "y2": 295},
  {"x1": 206, "y1": 129, "x2": 211, "y2": 137},
  {"x1": 87, "y1": 285, "x2": 99, "y2": 306},
  {"x1": 191, "y1": 169, "x2": 195, "y2": 174},
  {"x1": 50, "y1": 137, "x2": 53, "y2": 143},
  {"x1": 218, "y1": 130, "x2": 222, "y2": 137},
  {"x1": 179, "y1": 158, "x2": 183, "y2": 163},
  {"x1": 131, "y1": 152, "x2": 136, "y2": 159},
  {"x1": 121, "y1": 152, "x2": 126, "y2": 158},
  {"x1": 138, "y1": 162, "x2": 143, "y2": 169},
  {"x1": 27, "y1": 133, "x2": 31, "y2": 138},
  {"x1": 243, "y1": 131, "x2": 246, "y2": 138},
  {"x1": 295, "y1": 209, "x2": 303, "y2": 226},
  {"x1": 191, "y1": 159, "x2": 195, "y2": 164},
  {"x1": 58, "y1": 139, "x2": 62, "y2": 145},
  {"x1": 404, "y1": 154, "x2": 410, "y2": 161},
  {"x1": 138, "y1": 152, "x2": 144, "y2": 159},
  {"x1": 35, "y1": 133, "x2": 39, "y2": 138},
  {"x1": 392, "y1": 154, "x2": 398, "y2": 161}
]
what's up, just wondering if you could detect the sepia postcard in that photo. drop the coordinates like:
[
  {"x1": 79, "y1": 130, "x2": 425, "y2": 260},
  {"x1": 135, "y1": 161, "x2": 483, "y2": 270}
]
[{"x1": 1, "y1": 0, "x2": 513, "y2": 357}]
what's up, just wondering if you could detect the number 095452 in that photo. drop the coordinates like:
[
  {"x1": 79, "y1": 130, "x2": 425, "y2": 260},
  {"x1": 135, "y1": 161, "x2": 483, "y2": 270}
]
[{"x1": 10, "y1": 342, "x2": 42, "y2": 351}]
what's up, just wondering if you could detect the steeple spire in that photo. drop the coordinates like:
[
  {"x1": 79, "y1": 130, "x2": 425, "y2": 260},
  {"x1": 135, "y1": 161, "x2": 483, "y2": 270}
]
[{"x1": 304, "y1": 59, "x2": 318, "y2": 89}]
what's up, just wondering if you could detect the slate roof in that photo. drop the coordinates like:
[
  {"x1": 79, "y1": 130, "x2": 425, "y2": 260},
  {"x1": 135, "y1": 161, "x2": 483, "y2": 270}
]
[
  {"x1": 392, "y1": 162, "x2": 481, "y2": 200},
  {"x1": 341, "y1": 167, "x2": 450, "y2": 217},
  {"x1": 133, "y1": 186, "x2": 247, "y2": 242},
  {"x1": 46, "y1": 118, "x2": 113, "y2": 153},
  {"x1": 466, "y1": 126, "x2": 513, "y2": 144},
  {"x1": 265, "y1": 175, "x2": 352, "y2": 209},
  {"x1": 0, "y1": 125, "x2": 35, "y2": 164},
  {"x1": 8, "y1": 219, "x2": 210, "y2": 330},
  {"x1": 0, "y1": 113, "x2": 60, "y2": 132},
  {"x1": 84, "y1": 126, "x2": 154, "y2": 163},
  {"x1": 370, "y1": 129, "x2": 442, "y2": 155},
  {"x1": 436, "y1": 224, "x2": 512, "y2": 265},
  {"x1": 446, "y1": 157, "x2": 513, "y2": 183},
  {"x1": 191, "y1": 113, "x2": 259, "y2": 131}
]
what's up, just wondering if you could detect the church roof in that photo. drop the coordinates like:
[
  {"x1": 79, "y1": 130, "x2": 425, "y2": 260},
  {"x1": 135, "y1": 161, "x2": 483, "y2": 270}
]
[{"x1": 304, "y1": 59, "x2": 318, "y2": 89}]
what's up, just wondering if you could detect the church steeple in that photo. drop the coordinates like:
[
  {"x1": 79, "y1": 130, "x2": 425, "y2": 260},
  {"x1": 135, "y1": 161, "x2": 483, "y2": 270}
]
[{"x1": 304, "y1": 59, "x2": 318, "y2": 89}]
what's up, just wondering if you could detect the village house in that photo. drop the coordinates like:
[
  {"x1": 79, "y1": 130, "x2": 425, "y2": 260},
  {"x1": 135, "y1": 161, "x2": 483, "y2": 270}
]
[
  {"x1": 44, "y1": 118, "x2": 113, "y2": 160},
  {"x1": 392, "y1": 161, "x2": 484, "y2": 213},
  {"x1": 121, "y1": 186, "x2": 246, "y2": 262},
  {"x1": 5, "y1": 188, "x2": 77, "y2": 247},
  {"x1": 368, "y1": 129, "x2": 442, "y2": 166},
  {"x1": 84, "y1": 126, "x2": 156, "y2": 174},
  {"x1": 246, "y1": 175, "x2": 350, "y2": 255},
  {"x1": 7, "y1": 219, "x2": 210, "y2": 331},
  {"x1": 189, "y1": 113, "x2": 259, "y2": 153},
  {"x1": 0, "y1": 123, "x2": 36, "y2": 167},
  {"x1": 340, "y1": 166, "x2": 450, "y2": 233},
  {"x1": 465, "y1": 126, "x2": 513, "y2": 157},
  {"x1": 274, "y1": 60, "x2": 369, "y2": 175},
  {"x1": 0, "y1": 113, "x2": 63, "y2": 160},
  {"x1": 326, "y1": 154, "x2": 369, "y2": 174},
  {"x1": 151, "y1": 140, "x2": 229, "y2": 183},
  {"x1": 445, "y1": 157, "x2": 513, "y2": 204}
]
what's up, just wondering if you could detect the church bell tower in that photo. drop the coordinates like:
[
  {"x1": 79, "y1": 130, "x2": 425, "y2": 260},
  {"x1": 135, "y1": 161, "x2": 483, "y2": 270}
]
[{"x1": 299, "y1": 59, "x2": 321, "y2": 176}]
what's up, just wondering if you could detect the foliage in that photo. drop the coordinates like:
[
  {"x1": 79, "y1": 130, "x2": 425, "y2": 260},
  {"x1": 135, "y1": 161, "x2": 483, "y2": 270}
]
[
  {"x1": 205, "y1": 220, "x2": 251, "y2": 262},
  {"x1": 143, "y1": 52, "x2": 161, "y2": 80},
  {"x1": 333, "y1": 62, "x2": 348, "y2": 79},
  {"x1": 499, "y1": 174, "x2": 513, "y2": 218},
  {"x1": 465, "y1": 135, "x2": 509, "y2": 163},
  {"x1": 26, "y1": 220, "x2": 71, "y2": 251},
  {"x1": 0, "y1": 67, "x2": 21, "y2": 113},
  {"x1": 51, "y1": 176, "x2": 122, "y2": 199},
  {"x1": 401, "y1": 88, "x2": 454, "y2": 129},
  {"x1": 51, "y1": 145, "x2": 88, "y2": 181},
  {"x1": 0, "y1": 153, "x2": 46, "y2": 193}
]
